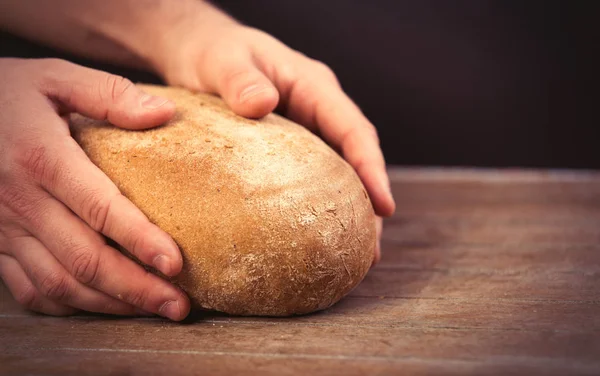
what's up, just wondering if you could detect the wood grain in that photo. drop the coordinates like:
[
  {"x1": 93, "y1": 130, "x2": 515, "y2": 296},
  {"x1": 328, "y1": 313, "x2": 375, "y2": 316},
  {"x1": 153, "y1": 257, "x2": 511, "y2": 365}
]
[
  {"x1": 4, "y1": 350, "x2": 599, "y2": 376},
  {"x1": 1, "y1": 167, "x2": 599, "y2": 375}
]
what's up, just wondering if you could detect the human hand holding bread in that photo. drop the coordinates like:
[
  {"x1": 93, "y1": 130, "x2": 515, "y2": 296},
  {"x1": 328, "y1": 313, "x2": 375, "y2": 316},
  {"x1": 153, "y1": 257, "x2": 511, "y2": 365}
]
[
  {"x1": 0, "y1": 0, "x2": 395, "y2": 318},
  {"x1": 0, "y1": 58, "x2": 190, "y2": 319}
]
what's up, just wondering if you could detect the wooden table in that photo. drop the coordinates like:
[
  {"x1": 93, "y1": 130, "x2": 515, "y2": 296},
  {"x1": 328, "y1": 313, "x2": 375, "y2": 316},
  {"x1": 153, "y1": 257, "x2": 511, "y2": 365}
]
[{"x1": 1, "y1": 168, "x2": 599, "y2": 375}]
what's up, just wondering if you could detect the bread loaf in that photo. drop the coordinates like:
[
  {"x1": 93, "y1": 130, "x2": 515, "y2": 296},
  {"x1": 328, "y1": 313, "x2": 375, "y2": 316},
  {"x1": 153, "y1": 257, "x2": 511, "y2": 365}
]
[{"x1": 70, "y1": 85, "x2": 376, "y2": 316}]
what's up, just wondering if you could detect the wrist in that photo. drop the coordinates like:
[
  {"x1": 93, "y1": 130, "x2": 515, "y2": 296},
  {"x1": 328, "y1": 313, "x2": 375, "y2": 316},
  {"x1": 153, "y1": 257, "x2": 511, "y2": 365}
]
[
  {"x1": 145, "y1": 1, "x2": 239, "y2": 83},
  {"x1": 74, "y1": 0, "x2": 237, "y2": 78},
  {"x1": 121, "y1": 0, "x2": 238, "y2": 81}
]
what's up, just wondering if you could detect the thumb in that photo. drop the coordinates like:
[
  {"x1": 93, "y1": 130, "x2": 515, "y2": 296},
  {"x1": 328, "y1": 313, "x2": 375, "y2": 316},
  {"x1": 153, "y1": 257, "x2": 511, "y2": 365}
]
[{"x1": 40, "y1": 59, "x2": 175, "y2": 130}]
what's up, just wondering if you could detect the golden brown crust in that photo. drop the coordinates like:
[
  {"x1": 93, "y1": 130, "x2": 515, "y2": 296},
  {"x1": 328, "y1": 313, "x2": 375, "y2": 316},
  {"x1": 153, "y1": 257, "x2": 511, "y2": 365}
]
[{"x1": 70, "y1": 85, "x2": 376, "y2": 316}]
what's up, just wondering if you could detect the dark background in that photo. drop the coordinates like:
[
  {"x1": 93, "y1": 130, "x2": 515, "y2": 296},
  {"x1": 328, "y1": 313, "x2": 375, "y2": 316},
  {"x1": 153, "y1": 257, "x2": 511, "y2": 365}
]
[{"x1": 1, "y1": 0, "x2": 598, "y2": 168}]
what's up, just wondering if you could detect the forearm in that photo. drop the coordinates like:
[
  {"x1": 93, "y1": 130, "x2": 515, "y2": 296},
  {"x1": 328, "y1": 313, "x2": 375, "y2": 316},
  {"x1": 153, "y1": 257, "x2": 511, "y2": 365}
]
[{"x1": 0, "y1": 0, "x2": 233, "y2": 73}]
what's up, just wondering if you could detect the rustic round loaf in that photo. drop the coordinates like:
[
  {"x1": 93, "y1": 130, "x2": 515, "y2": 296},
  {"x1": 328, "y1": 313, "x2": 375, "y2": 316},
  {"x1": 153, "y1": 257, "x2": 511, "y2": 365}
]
[{"x1": 70, "y1": 85, "x2": 376, "y2": 316}]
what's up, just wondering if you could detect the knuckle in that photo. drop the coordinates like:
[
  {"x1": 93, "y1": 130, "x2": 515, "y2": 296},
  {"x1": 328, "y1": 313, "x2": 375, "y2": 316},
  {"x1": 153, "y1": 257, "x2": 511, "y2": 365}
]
[
  {"x1": 100, "y1": 303, "x2": 121, "y2": 315},
  {"x1": 282, "y1": 74, "x2": 313, "y2": 110},
  {"x1": 18, "y1": 143, "x2": 48, "y2": 180},
  {"x1": 0, "y1": 184, "x2": 49, "y2": 225},
  {"x1": 0, "y1": 183, "x2": 23, "y2": 216},
  {"x1": 101, "y1": 300, "x2": 131, "y2": 315},
  {"x1": 80, "y1": 189, "x2": 117, "y2": 233},
  {"x1": 351, "y1": 156, "x2": 370, "y2": 175},
  {"x1": 69, "y1": 247, "x2": 101, "y2": 285},
  {"x1": 341, "y1": 125, "x2": 379, "y2": 158},
  {"x1": 340, "y1": 122, "x2": 380, "y2": 150},
  {"x1": 123, "y1": 228, "x2": 144, "y2": 257},
  {"x1": 312, "y1": 60, "x2": 337, "y2": 81},
  {"x1": 365, "y1": 124, "x2": 380, "y2": 144},
  {"x1": 119, "y1": 287, "x2": 150, "y2": 308},
  {"x1": 15, "y1": 143, "x2": 62, "y2": 187},
  {"x1": 275, "y1": 62, "x2": 299, "y2": 89},
  {"x1": 39, "y1": 272, "x2": 72, "y2": 302},
  {"x1": 340, "y1": 126, "x2": 361, "y2": 148},
  {"x1": 242, "y1": 26, "x2": 272, "y2": 41},
  {"x1": 104, "y1": 74, "x2": 134, "y2": 103},
  {"x1": 15, "y1": 283, "x2": 39, "y2": 310}
]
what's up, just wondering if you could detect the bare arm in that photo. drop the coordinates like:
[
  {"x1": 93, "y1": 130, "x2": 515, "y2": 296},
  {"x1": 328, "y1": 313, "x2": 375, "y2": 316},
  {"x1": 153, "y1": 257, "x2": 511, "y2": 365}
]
[
  {"x1": 0, "y1": 0, "x2": 225, "y2": 71},
  {"x1": 1, "y1": 0, "x2": 395, "y2": 263}
]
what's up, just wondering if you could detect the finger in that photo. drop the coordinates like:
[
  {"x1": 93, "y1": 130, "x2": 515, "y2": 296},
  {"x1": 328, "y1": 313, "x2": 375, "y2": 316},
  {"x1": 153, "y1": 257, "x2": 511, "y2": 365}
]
[
  {"x1": 38, "y1": 58, "x2": 175, "y2": 130},
  {"x1": 21, "y1": 125, "x2": 182, "y2": 277},
  {"x1": 292, "y1": 83, "x2": 394, "y2": 217},
  {"x1": 0, "y1": 254, "x2": 76, "y2": 316},
  {"x1": 9, "y1": 233, "x2": 143, "y2": 316},
  {"x1": 373, "y1": 216, "x2": 383, "y2": 266},
  {"x1": 17, "y1": 189, "x2": 189, "y2": 321},
  {"x1": 255, "y1": 53, "x2": 395, "y2": 216},
  {"x1": 199, "y1": 47, "x2": 279, "y2": 118}
]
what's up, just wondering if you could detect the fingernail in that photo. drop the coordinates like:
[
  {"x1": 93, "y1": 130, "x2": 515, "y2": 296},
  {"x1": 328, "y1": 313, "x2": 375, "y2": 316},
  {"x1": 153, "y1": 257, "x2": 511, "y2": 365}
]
[
  {"x1": 141, "y1": 94, "x2": 171, "y2": 109},
  {"x1": 153, "y1": 254, "x2": 172, "y2": 275},
  {"x1": 239, "y1": 84, "x2": 273, "y2": 103},
  {"x1": 159, "y1": 300, "x2": 181, "y2": 321}
]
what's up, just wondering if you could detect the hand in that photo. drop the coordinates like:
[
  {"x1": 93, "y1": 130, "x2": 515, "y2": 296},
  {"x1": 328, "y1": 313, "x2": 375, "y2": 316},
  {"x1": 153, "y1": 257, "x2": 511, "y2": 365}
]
[
  {"x1": 150, "y1": 9, "x2": 395, "y2": 262},
  {"x1": 0, "y1": 58, "x2": 189, "y2": 320}
]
